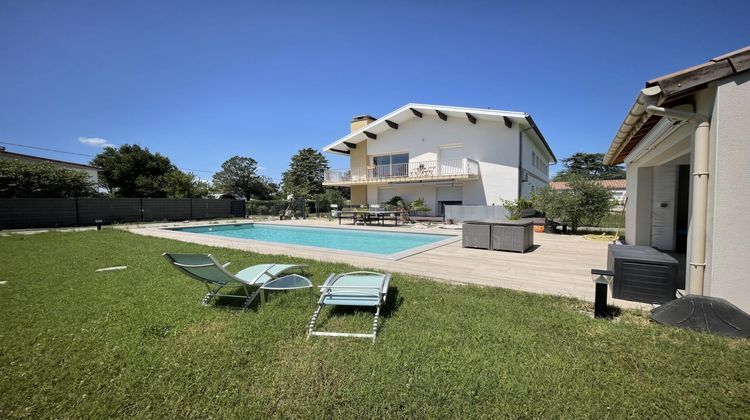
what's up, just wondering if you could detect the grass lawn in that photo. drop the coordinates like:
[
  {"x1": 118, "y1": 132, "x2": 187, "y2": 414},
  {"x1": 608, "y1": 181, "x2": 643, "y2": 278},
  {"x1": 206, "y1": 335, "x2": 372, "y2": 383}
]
[{"x1": 1, "y1": 229, "x2": 748, "y2": 418}]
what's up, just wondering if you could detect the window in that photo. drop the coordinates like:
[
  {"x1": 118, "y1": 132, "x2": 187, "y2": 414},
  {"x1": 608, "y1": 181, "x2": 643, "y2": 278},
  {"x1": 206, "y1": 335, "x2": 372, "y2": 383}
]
[
  {"x1": 531, "y1": 151, "x2": 549, "y2": 176},
  {"x1": 373, "y1": 153, "x2": 409, "y2": 177}
]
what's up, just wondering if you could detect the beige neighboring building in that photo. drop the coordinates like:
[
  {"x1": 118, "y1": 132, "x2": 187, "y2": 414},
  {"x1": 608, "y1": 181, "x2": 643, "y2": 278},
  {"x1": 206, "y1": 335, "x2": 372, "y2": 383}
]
[
  {"x1": 603, "y1": 46, "x2": 750, "y2": 312},
  {"x1": 549, "y1": 179, "x2": 626, "y2": 204},
  {"x1": 0, "y1": 146, "x2": 102, "y2": 185}
]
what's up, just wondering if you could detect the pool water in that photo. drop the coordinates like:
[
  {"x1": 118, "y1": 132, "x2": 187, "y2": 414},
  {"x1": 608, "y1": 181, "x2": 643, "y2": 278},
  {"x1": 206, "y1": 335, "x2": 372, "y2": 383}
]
[{"x1": 170, "y1": 223, "x2": 454, "y2": 255}]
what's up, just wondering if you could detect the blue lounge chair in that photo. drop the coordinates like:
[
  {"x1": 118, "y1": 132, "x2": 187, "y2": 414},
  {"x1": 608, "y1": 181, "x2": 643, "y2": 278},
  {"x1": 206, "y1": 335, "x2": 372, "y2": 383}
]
[
  {"x1": 163, "y1": 253, "x2": 304, "y2": 307},
  {"x1": 307, "y1": 271, "x2": 391, "y2": 342}
]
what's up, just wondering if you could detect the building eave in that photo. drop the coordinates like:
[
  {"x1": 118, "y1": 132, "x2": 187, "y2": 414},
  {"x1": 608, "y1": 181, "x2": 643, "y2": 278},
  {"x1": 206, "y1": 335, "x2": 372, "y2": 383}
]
[
  {"x1": 604, "y1": 45, "x2": 750, "y2": 166},
  {"x1": 321, "y1": 103, "x2": 538, "y2": 156}
]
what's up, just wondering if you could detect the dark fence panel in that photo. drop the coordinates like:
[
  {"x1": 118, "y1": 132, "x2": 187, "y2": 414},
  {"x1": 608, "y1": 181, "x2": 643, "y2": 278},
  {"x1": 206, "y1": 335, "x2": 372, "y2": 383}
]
[
  {"x1": 230, "y1": 200, "x2": 246, "y2": 218},
  {"x1": 0, "y1": 198, "x2": 245, "y2": 229},
  {"x1": 190, "y1": 199, "x2": 231, "y2": 219},
  {"x1": 0, "y1": 198, "x2": 78, "y2": 229},
  {"x1": 142, "y1": 198, "x2": 191, "y2": 221},
  {"x1": 77, "y1": 198, "x2": 143, "y2": 225}
]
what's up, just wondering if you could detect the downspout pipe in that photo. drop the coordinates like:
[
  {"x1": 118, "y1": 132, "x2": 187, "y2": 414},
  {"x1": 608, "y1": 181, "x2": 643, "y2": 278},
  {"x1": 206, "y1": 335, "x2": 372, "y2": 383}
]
[{"x1": 645, "y1": 105, "x2": 710, "y2": 296}]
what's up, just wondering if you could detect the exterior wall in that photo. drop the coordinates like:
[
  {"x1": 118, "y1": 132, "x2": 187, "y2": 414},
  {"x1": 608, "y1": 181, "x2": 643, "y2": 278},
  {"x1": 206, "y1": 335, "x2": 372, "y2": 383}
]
[
  {"x1": 650, "y1": 165, "x2": 677, "y2": 250},
  {"x1": 350, "y1": 185, "x2": 367, "y2": 205},
  {"x1": 363, "y1": 114, "x2": 520, "y2": 205},
  {"x1": 625, "y1": 166, "x2": 653, "y2": 245},
  {"x1": 520, "y1": 130, "x2": 551, "y2": 197},
  {"x1": 349, "y1": 139, "x2": 368, "y2": 172},
  {"x1": 704, "y1": 72, "x2": 750, "y2": 312},
  {"x1": 373, "y1": 184, "x2": 437, "y2": 210},
  {"x1": 348, "y1": 140, "x2": 369, "y2": 205}
]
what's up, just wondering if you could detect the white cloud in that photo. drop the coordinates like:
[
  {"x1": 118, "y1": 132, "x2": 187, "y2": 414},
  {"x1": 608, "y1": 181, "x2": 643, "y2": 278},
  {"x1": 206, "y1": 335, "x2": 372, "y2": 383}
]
[
  {"x1": 257, "y1": 165, "x2": 267, "y2": 171},
  {"x1": 78, "y1": 137, "x2": 115, "y2": 148}
]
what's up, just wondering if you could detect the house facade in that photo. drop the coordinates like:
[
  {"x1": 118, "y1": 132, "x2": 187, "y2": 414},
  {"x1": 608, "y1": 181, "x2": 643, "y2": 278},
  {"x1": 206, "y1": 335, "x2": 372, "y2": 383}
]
[
  {"x1": 322, "y1": 104, "x2": 555, "y2": 216},
  {"x1": 603, "y1": 46, "x2": 750, "y2": 312}
]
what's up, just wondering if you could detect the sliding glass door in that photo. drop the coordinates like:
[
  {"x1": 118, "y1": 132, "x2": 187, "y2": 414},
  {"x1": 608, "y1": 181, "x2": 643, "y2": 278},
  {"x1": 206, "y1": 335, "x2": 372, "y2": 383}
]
[{"x1": 373, "y1": 153, "x2": 408, "y2": 178}]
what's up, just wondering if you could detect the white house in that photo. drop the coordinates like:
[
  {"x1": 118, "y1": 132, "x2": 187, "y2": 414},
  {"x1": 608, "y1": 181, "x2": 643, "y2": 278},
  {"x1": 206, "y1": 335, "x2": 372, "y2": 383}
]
[
  {"x1": 322, "y1": 103, "x2": 556, "y2": 217},
  {"x1": 603, "y1": 46, "x2": 750, "y2": 313}
]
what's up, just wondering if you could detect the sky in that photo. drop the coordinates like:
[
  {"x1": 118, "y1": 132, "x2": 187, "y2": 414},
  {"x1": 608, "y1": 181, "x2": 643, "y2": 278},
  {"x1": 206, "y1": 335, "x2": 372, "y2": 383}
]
[{"x1": 1, "y1": 0, "x2": 748, "y2": 182}]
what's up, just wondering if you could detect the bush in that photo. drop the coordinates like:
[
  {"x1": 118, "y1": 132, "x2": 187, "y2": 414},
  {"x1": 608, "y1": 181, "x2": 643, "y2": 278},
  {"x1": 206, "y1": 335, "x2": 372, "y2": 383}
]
[
  {"x1": 532, "y1": 175, "x2": 614, "y2": 232},
  {"x1": 499, "y1": 197, "x2": 534, "y2": 220},
  {"x1": 0, "y1": 160, "x2": 97, "y2": 198},
  {"x1": 312, "y1": 189, "x2": 346, "y2": 214}
]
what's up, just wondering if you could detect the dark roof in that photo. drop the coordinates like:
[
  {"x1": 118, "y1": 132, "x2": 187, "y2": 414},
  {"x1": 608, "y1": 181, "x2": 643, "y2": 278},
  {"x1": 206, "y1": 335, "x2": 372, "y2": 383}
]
[
  {"x1": 0, "y1": 150, "x2": 101, "y2": 170},
  {"x1": 605, "y1": 45, "x2": 750, "y2": 165},
  {"x1": 646, "y1": 46, "x2": 750, "y2": 95}
]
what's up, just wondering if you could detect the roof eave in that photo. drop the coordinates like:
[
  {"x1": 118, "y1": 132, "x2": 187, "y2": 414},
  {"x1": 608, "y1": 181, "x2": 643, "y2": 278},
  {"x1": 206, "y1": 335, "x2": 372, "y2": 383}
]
[
  {"x1": 604, "y1": 45, "x2": 750, "y2": 166},
  {"x1": 323, "y1": 103, "x2": 544, "y2": 155},
  {"x1": 603, "y1": 86, "x2": 663, "y2": 165},
  {"x1": 523, "y1": 115, "x2": 557, "y2": 164}
]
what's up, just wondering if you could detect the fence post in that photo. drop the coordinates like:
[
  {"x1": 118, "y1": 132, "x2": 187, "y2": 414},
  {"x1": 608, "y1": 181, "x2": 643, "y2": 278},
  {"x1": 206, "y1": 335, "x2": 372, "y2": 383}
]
[
  {"x1": 140, "y1": 198, "x2": 144, "y2": 222},
  {"x1": 75, "y1": 198, "x2": 80, "y2": 226}
]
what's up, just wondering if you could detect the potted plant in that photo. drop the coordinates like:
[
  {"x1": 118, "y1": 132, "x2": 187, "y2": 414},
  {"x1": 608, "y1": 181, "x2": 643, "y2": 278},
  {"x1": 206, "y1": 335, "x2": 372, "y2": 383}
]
[{"x1": 385, "y1": 196, "x2": 431, "y2": 223}]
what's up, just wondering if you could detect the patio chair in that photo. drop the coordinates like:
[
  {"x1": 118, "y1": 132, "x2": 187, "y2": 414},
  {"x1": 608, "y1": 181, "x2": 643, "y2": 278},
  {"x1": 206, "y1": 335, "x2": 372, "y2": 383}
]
[
  {"x1": 329, "y1": 203, "x2": 340, "y2": 221},
  {"x1": 307, "y1": 271, "x2": 392, "y2": 342},
  {"x1": 163, "y1": 253, "x2": 305, "y2": 307}
]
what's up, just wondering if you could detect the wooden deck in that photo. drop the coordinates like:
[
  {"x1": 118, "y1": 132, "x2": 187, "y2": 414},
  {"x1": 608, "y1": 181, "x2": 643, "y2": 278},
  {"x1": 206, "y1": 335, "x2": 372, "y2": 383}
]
[{"x1": 131, "y1": 219, "x2": 648, "y2": 310}]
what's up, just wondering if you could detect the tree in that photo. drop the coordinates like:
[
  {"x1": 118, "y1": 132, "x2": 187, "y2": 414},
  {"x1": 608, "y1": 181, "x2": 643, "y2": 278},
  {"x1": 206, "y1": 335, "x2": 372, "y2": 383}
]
[
  {"x1": 553, "y1": 152, "x2": 625, "y2": 181},
  {"x1": 0, "y1": 160, "x2": 97, "y2": 198},
  {"x1": 281, "y1": 148, "x2": 329, "y2": 199},
  {"x1": 212, "y1": 156, "x2": 277, "y2": 199},
  {"x1": 532, "y1": 174, "x2": 614, "y2": 232},
  {"x1": 91, "y1": 144, "x2": 176, "y2": 197},
  {"x1": 314, "y1": 188, "x2": 346, "y2": 211},
  {"x1": 163, "y1": 170, "x2": 211, "y2": 198}
]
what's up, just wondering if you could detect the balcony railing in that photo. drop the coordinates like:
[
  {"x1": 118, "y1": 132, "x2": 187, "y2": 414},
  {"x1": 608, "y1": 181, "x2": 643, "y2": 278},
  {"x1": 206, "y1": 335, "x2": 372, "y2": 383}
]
[{"x1": 324, "y1": 158, "x2": 480, "y2": 185}]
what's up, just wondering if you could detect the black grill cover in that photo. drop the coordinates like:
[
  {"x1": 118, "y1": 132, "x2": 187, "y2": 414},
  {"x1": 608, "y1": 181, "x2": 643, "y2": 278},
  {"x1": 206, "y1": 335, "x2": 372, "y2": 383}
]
[{"x1": 651, "y1": 295, "x2": 750, "y2": 338}]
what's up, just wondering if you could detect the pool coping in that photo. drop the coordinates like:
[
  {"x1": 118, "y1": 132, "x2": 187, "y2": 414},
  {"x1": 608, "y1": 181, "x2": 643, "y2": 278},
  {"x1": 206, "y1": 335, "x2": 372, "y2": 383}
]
[{"x1": 160, "y1": 221, "x2": 461, "y2": 261}]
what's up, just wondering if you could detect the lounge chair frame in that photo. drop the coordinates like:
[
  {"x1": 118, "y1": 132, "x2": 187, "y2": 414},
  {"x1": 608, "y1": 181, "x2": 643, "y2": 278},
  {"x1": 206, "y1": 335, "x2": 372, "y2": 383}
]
[
  {"x1": 163, "y1": 253, "x2": 303, "y2": 308},
  {"x1": 307, "y1": 271, "x2": 391, "y2": 342}
]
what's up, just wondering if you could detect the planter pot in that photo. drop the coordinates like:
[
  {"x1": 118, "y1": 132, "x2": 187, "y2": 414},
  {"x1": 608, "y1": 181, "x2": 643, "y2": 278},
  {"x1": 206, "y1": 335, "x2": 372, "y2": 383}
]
[{"x1": 533, "y1": 225, "x2": 544, "y2": 233}]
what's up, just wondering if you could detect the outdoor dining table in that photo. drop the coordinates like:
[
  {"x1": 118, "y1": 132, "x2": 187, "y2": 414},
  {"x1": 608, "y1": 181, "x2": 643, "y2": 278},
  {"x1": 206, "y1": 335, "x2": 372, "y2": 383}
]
[{"x1": 337, "y1": 209, "x2": 405, "y2": 226}]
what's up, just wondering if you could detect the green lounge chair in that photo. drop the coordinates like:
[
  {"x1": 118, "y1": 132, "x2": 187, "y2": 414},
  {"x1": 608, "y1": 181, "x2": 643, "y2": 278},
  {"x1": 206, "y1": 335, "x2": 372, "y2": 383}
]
[
  {"x1": 307, "y1": 271, "x2": 391, "y2": 342},
  {"x1": 163, "y1": 253, "x2": 305, "y2": 307}
]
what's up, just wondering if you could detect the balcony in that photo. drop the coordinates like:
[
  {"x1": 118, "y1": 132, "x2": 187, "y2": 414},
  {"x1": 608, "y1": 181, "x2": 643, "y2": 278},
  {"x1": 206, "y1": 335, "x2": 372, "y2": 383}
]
[{"x1": 324, "y1": 158, "x2": 480, "y2": 186}]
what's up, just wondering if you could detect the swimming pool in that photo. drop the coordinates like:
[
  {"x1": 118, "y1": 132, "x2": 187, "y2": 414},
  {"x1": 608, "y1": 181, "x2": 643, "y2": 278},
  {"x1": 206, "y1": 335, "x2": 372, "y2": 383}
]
[{"x1": 169, "y1": 223, "x2": 457, "y2": 258}]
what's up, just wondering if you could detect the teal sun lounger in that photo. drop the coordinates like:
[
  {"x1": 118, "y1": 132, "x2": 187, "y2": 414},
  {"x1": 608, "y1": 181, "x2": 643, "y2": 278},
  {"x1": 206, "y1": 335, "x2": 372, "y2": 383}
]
[
  {"x1": 307, "y1": 271, "x2": 392, "y2": 342},
  {"x1": 163, "y1": 253, "x2": 305, "y2": 307}
]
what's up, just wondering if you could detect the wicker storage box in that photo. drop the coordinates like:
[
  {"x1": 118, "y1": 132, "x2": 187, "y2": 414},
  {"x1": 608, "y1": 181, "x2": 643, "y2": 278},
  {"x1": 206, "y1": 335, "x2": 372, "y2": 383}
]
[
  {"x1": 490, "y1": 220, "x2": 534, "y2": 253},
  {"x1": 462, "y1": 220, "x2": 492, "y2": 249}
]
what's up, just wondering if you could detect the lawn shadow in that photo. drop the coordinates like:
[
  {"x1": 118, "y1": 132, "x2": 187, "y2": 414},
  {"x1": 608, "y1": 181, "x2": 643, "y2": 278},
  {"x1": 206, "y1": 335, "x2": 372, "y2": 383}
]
[
  {"x1": 603, "y1": 304, "x2": 622, "y2": 319},
  {"x1": 209, "y1": 286, "x2": 263, "y2": 312}
]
